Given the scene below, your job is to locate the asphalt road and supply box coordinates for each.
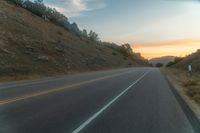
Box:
[0,68,196,133]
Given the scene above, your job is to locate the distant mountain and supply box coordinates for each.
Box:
[149,56,175,66]
[173,49,200,72]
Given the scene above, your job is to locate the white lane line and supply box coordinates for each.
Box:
[72,71,149,133]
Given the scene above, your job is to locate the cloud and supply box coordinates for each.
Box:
[45,0,106,17]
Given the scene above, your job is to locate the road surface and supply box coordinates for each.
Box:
[0,68,196,133]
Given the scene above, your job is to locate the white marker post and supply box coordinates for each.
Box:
[188,65,192,76]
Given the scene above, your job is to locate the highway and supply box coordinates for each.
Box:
[0,68,196,133]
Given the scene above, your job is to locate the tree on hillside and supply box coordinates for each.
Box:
[82,29,88,37]
[70,23,80,33]
[122,44,133,55]
[88,30,99,41]
[35,0,43,3]
[9,0,100,42]
[23,0,46,17]
[166,57,183,67]
[22,0,71,29]
[33,0,46,17]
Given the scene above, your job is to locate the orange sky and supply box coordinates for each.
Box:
[132,38,200,60]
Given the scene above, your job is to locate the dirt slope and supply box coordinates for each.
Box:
[0,0,148,81]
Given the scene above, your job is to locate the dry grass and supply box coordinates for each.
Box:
[167,68,200,105]
[173,49,200,73]
[0,0,148,82]
[183,80,199,87]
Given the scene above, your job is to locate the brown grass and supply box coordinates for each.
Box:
[167,68,200,105]
[183,80,199,87]
[0,0,148,82]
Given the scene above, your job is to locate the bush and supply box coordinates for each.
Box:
[156,63,163,67]
[88,30,99,41]
[112,52,117,56]
[166,57,183,67]
[57,31,63,35]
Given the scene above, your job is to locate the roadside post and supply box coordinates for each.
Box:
[188,64,192,76]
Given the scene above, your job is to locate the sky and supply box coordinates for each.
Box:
[134,38,200,59]
[43,0,200,59]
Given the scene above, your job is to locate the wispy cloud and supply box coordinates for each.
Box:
[45,0,106,17]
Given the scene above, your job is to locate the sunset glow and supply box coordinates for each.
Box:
[133,38,200,60]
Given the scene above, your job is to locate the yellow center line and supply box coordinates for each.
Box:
[0,71,133,105]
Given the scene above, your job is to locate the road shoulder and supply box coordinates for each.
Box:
[164,68,200,119]
[162,68,200,133]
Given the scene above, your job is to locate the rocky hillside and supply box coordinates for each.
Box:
[0,0,148,81]
[173,49,200,72]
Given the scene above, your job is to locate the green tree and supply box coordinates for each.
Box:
[88,30,99,41]
[9,0,98,40]
[122,44,133,55]
[166,57,183,67]
[82,29,88,37]
[34,0,43,3]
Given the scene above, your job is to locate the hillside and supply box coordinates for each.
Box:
[173,49,200,72]
[167,50,200,108]
[149,56,175,66]
[0,0,148,81]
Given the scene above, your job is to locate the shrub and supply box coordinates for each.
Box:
[112,52,117,56]
[166,57,183,67]
[156,63,163,67]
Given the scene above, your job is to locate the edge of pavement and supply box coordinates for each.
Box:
[161,68,200,133]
